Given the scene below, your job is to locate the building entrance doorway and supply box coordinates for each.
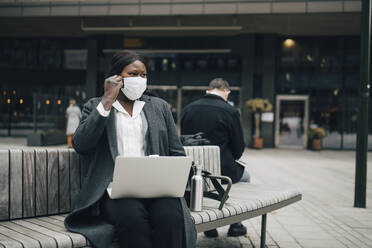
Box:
[275,95,309,148]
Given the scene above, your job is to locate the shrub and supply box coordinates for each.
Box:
[245,98,272,113]
[308,127,327,139]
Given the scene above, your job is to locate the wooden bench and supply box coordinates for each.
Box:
[0,146,302,248]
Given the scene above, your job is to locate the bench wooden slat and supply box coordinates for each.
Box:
[246,201,259,211]
[37,217,65,228]
[1,221,56,248]
[10,150,23,219]
[47,150,59,215]
[183,147,192,159]
[212,147,219,176]
[230,203,243,215]
[203,209,217,222]
[202,147,210,172]
[35,150,47,217]
[49,216,65,222]
[42,216,90,247]
[198,211,210,223]
[40,217,90,245]
[59,150,71,213]
[0,150,9,220]
[202,147,210,173]
[192,147,207,191]
[195,147,212,191]
[236,200,249,213]
[247,197,264,209]
[225,205,238,217]
[213,147,219,176]
[69,150,80,209]
[23,150,36,218]
[205,207,223,219]
[205,147,212,174]
[192,146,200,166]
[27,218,87,248]
[12,220,72,248]
[190,212,203,225]
[221,207,230,218]
[0,233,23,248]
[0,225,41,248]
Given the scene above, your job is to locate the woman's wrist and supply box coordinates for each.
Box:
[101,97,114,111]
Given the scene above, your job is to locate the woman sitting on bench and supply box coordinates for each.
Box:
[64,50,197,248]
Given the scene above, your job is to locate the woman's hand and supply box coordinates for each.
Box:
[101,75,124,110]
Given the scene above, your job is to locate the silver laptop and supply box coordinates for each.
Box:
[107,156,192,199]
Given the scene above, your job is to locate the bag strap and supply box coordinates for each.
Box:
[201,170,232,210]
[202,170,225,200]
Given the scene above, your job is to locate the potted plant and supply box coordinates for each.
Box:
[27,129,66,146]
[27,130,46,146]
[245,98,272,149]
[307,127,327,150]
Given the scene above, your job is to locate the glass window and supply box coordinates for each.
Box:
[183,59,194,71]
[196,58,208,71]
[342,96,358,149]
[276,35,372,150]
[310,90,342,149]
[64,50,87,70]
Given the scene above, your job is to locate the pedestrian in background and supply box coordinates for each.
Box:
[181,78,249,238]
[65,99,81,148]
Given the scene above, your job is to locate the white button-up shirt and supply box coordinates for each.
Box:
[96,100,146,156]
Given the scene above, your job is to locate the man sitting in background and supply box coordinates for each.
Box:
[181,78,250,237]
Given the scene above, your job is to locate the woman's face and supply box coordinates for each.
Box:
[120,60,147,79]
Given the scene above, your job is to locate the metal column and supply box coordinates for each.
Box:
[354,0,371,208]
[260,214,267,248]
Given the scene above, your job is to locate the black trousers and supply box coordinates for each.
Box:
[100,193,184,248]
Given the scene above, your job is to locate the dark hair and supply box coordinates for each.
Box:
[208,78,230,91]
[106,50,146,77]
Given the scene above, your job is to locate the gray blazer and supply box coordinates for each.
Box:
[64,95,197,248]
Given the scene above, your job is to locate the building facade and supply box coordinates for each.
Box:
[0,0,370,150]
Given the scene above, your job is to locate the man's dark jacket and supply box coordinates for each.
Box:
[181,94,245,183]
[64,95,197,248]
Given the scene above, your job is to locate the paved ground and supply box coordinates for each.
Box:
[1,137,371,247]
[197,149,372,248]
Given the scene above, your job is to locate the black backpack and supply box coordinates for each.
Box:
[180,132,211,146]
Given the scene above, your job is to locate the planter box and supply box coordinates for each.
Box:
[27,130,66,146]
[27,133,44,146]
[252,137,264,149]
[311,139,322,151]
[43,130,66,146]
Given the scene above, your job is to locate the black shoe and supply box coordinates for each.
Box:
[227,223,247,237]
[204,229,218,238]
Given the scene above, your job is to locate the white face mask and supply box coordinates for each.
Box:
[121,77,147,100]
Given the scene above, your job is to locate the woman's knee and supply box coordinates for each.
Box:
[151,199,183,228]
[102,197,147,226]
